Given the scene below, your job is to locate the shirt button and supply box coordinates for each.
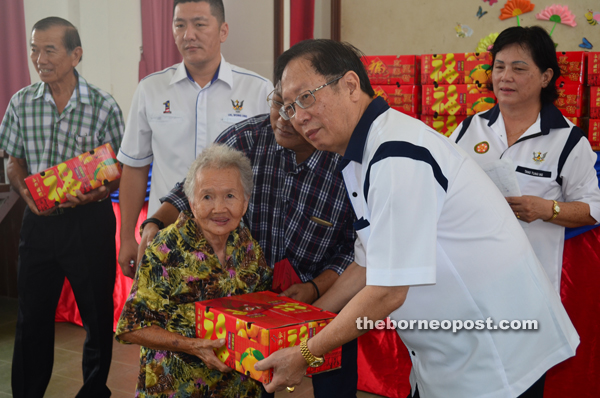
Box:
[352,192,358,197]
[411,351,416,356]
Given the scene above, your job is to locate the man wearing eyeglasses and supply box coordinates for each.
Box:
[256,40,579,398]
[136,81,359,397]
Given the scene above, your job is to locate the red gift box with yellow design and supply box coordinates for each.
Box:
[588,53,600,86]
[195,291,341,383]
[590,86,600,119]
[421,53,466,85]
[556,51,587,86]
[363,55,421,85]
[373,84,421,115]
[554,84,587,117]
[420,114,467,137]
[464,52,493,85]
[422,84,496,116]
[24,143,121,212]
[421,52,492,85]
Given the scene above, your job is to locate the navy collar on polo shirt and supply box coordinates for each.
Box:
[480,102,569,135]
[340,96,389,169]
[185,63,221,84]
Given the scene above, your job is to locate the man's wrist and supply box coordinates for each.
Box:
[140,217,165,236]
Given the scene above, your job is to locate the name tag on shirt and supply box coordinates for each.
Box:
[223,114,248,124]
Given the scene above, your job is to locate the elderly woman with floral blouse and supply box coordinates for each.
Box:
[116,144,272,398]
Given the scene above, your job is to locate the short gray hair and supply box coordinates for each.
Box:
[183,144,253,205]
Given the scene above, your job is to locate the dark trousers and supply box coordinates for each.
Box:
[260,338,358,398]
[11,201,116,398]
[409,373,546,398]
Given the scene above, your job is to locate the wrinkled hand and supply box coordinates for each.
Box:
[255,346,307,393]
[60,186,109,208]
[280,282,317,304]
[190,338,233,373]
[137,223,159,265]
[118,238,139,279]
[20,188,56,216]
[506,195,553,223]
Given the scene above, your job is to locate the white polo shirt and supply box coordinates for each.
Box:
[450,104,600,292]
[117,56,273,213]
[341,97,578,398]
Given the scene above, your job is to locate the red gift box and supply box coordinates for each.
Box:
[420,114,467,137]
[590,86,600,119]
[421,53,466,85]
[554,83,587,117]
[422,84,496,116]
[363,55,421,85]
[195,291,341,383]
[556,51,587,86]
[588,52,600,86]
[373,84,421,115]
[24,143,121,212]
[589,119,600,149]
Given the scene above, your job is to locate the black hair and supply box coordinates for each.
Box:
[173,0,225,24]
[490,26,560,104]
[274,39,375,97]
[32,16,82,62]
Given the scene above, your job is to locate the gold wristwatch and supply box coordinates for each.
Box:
[300,339,325,367]
[545,200,560,222]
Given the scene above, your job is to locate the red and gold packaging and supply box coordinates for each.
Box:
[464,52,493,85]
[195,291,341,383]
[24,143,121,212]
[422,84,496,116]
[588,119,600,150]
[590,86,600,119]
[554,84,587,117]
[420,114,467,137]
[588,53,600,86]
[363,55,421,85]
[421,53,466,85]
[373,85,421,115]
[556,52,587,86]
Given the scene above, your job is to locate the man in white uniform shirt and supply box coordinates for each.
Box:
[118,0,272,277]
[256,39,579,398]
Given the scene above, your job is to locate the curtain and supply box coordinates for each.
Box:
[138,0,182,80]
[0,0,30,113]
[290,0,315,47]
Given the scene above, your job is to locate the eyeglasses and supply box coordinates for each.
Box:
[266,90,284,109]
[278,75,343,121]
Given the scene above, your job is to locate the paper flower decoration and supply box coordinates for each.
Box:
[484,0,498,6]
[476,32,500,53]
[536,5,576,27]
[499,0,535,26]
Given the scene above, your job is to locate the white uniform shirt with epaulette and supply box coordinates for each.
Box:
[117,55,273,213]
[341,97,578,398]
[450,103,600,292]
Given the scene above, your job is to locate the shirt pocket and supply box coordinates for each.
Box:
[515,165,555,194]
[74,132,101,153]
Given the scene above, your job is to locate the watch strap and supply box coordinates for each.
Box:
[140,217,165,235]
[300,339,324,367]
[545,200,559,222]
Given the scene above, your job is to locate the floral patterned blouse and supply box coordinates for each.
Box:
[116,211,272,398]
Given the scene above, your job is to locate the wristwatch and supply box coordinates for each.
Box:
[545,200,560,222]
[139,217,165,235]
[300,339,325,367]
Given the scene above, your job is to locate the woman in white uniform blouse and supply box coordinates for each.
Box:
[451,26,600,291]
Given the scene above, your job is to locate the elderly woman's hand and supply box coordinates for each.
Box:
[188,338,233,373]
